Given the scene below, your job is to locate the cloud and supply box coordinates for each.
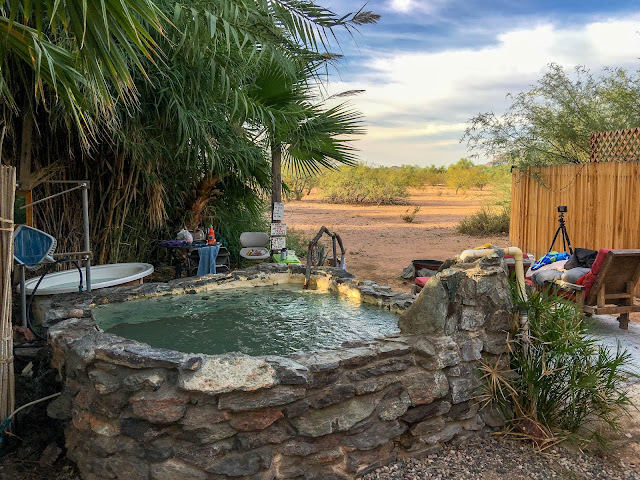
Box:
[328,14,640,167]
[387,0,449,15]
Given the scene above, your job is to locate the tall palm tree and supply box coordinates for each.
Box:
[248,59,366,214]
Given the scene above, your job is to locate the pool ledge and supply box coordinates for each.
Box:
[45,260,513,480]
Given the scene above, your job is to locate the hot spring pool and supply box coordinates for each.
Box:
[93,284,400,356]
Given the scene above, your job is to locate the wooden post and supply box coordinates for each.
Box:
[0,165,16,423]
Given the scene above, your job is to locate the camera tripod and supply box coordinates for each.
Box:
[548,210,573,254]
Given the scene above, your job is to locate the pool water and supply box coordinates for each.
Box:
[93,284,400,356]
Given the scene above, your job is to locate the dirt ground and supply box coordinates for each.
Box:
[287,185,508,292]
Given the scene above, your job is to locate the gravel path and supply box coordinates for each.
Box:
[363,435,639,480]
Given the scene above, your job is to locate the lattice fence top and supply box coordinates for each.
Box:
[590,128,640,162]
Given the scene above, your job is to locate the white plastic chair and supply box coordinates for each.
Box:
[239,232,270,260]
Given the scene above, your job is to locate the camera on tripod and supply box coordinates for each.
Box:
[549,206,573,254]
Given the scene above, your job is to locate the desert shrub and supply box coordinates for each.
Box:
[481,285,637,447]
[284,227,309,259]
[318,165,409,205]
[401,206,420,223]
[457,206,510,235]
[283,169,317,201]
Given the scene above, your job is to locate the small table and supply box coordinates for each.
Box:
[158,241,230,278]
[272,251,301,264]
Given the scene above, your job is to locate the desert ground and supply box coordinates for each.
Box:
[287,185,508,291]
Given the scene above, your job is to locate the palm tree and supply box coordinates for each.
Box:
[249,58,367,218]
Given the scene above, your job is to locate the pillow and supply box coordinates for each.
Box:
[561,267,591,284]
[531,269,563,287]
[576,249,611,298]
[564,248,598,270]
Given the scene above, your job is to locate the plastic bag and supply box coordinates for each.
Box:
[177,228,193,243]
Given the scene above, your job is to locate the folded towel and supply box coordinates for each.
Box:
[197,245,220,276]
[531,251,570,271]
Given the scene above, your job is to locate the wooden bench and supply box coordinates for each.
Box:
[554,249,640,330]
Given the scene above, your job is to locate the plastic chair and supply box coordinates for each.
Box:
[13,225,57,270]
[239,232,270,260]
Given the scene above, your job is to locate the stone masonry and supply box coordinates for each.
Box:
[45,257,512,479]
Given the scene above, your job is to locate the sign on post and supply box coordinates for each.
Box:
[271,223,286,236]
[272,202,284,221]
[270,236,286,250]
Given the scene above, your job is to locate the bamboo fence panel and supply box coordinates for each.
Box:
[0,165,15,423]
[510,162,640,260]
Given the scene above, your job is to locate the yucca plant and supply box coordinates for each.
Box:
[480,282,638,448]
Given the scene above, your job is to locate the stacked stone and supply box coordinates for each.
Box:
[46,258,512,480]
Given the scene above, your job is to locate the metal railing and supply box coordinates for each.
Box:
[304,226,345,288]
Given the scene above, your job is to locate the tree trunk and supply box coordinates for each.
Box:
[271,142,282,216]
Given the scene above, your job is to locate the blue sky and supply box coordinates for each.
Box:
[320,0,640,166]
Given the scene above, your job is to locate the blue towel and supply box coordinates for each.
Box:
[197,245,220,276]
[531,251,571,271]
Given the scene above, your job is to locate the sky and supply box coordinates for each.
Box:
[319,0,640,167]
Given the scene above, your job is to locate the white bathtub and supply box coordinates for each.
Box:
[24,263,154,295]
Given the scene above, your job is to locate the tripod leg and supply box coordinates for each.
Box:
[549,226,562,252]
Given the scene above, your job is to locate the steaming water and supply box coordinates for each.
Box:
[93,284,400,356]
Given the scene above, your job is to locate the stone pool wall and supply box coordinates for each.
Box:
[45,259,512,480]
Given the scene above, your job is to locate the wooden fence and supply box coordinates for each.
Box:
[510,162,640,259]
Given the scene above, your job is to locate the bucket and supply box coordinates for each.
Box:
[412,259,444,276]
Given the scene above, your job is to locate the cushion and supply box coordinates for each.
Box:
[564,248,598,270]
[576,248,611,299]
[525,260,567,278]
[531,269,563,287]
[239,232,269,248]
[415,277,431,287]
[561,267,591,284]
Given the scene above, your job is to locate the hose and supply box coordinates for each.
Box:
[25,258,84,340]
[0,392,62,447]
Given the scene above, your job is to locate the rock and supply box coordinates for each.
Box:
[378,390,412,421]
[480,405,507,427]
[178,354,277,394]
[403,371,449,406]
[229,409,283,431]
[263,356,308,385]
[307,384,355,409]
[181,404,229,428]
[456,332,483,362]
[416,268,433,277]
[292,391,383,437]
[342,420,407,450]
[151,458,207,480]
[218,385,306,412]
[107,454,149,480]
[449,377,480,404]
[398,275,450,335]
[410,415,445,437]
[235,420,295,450]
[424,424,462,445]
[129,384,189,423]
[123,369,167,391]
[401,264,415,279]
[88,369,120,394]
[345,358,413,381]
[401,400,452,423]
[206,448,272,476]
[180,423,236,444]
[173,440,234,469]
[39,442,62,467]
[459,308,486,331]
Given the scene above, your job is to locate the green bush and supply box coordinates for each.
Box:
[457,206,510,235]
[318,165,409,205]
[481,285,637,447]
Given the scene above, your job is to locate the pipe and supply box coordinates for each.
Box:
[81,183,92,292]
[459,246,527,301]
